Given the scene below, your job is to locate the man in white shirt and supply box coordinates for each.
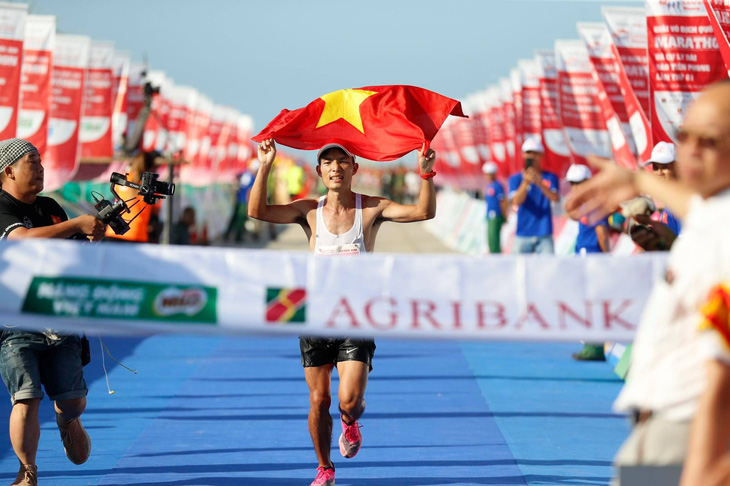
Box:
[566,80,730,485]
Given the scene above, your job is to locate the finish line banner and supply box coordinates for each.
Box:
[0,240,668,342]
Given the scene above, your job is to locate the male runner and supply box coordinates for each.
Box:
[248,138,436,486]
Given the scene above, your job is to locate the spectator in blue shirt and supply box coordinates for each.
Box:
[566,164,610,255]
[566,164,610,362]
[483,161,506,254]
[508,137,560,254]
[630,142,682,251]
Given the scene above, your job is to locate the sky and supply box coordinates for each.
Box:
[27,0,643,164]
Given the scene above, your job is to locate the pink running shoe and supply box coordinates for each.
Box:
[338,416,362,458]
[310,466,335,486]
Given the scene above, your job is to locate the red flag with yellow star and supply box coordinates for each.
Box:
[252,85,466,161]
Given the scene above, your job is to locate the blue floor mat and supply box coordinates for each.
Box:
[0,336,628,485]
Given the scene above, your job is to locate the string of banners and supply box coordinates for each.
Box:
[0,239,667,342]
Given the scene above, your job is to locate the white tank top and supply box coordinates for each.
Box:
[314,193,367,255]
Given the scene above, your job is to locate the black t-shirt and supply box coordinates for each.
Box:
[0,190,68,240]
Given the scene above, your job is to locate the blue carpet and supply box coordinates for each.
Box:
[0,336,628,485]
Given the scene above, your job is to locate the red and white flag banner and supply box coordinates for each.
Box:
[603,6,653,163]
[510,68,524,171]
[45,34,89,191]
[500,78,517,175]
[555,40,613,170]
[486,86,508,176]
[214,106,236,177]
[0,3,27,141]
[18,14,54,157]
[165,84,190,156]
[646,0,726,144]
[703,0,730,72]
[469,92,491,166]
[236,114,254,170]
[142,70,169,153]
[577,22,638,168]
[453,102,482,169]
[181,93,213,186]
[79,40,114,159]
[125,62,145,139]
[431,117,462,188]
[207,104,226,179]
[196,95,213,168]
[111,51,130,152]
[535,50,571,176]
[518,59,543,140]
[181,87,200,164]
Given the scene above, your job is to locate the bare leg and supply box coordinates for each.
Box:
[9,398,41,465]
[336,361,369,423]
[54,397,86,423]
[305,365,334,468]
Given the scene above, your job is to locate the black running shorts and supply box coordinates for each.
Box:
[299,337,376,371]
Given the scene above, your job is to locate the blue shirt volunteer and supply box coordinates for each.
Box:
[576,216,608,254]
[485,180,505,219]
[508,171,559,237]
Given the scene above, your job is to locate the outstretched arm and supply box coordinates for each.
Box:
[380,144,437,222]
[565,156,696,224]
[248,139,309,224]
[6,215,106,241]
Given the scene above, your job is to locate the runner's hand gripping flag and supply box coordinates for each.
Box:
[252,85,466,161]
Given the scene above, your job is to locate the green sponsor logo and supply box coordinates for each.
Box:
[22,277,217,324]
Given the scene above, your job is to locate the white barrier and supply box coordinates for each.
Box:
[0,239,666,342]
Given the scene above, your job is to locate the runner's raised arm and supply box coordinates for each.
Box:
[248,139,311,224]
[378,143,437,223]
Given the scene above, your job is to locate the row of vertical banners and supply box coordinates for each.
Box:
[0,3,255,192]
[433,0,730,191]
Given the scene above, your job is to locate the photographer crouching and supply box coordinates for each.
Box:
[0,138,106,486]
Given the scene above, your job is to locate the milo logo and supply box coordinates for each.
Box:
[154,287,208,317]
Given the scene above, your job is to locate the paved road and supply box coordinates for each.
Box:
[263,220,455,254]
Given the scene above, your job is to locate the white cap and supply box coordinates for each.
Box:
[644,141,676,166]
[565,164,592,183]
[521,137,544,154]
[316,143,355,161]
[482,161,498,174]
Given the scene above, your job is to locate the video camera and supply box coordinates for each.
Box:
[93,172,175,235]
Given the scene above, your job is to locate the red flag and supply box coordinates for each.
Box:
[252,85,466,161]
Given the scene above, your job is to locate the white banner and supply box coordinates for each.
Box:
[0,239,667,342]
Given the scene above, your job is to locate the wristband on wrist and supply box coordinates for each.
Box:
[420,171,436,180]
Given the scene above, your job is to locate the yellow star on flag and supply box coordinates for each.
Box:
[316,88,378,134]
